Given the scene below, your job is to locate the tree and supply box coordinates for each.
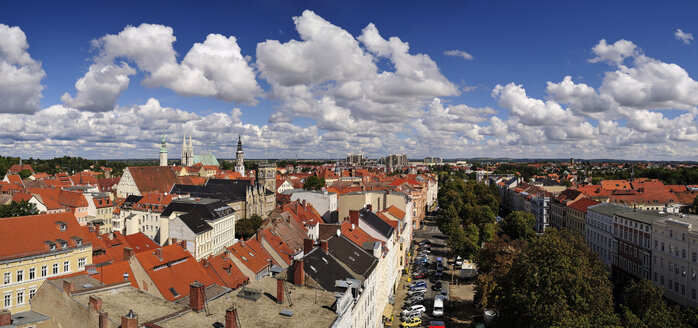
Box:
[0,201,38,218]
[491,229,619,327]
[475,235,523,310]
[500,211,536,240]
[619,279,688,328]
[18,169,32,179]
[448,223,479,259]
[303,176,326,190]
[235,214,264,239]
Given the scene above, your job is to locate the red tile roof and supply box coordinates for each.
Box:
[31,172,49,180]
[57,190,89,208]
[0,212,91,261]
[29,188,63,210]
[601,180,631,191]
[567,198,601,213]
[134,243,215,302]
[97,177,120,192]
[340,221,379,249]
[227,239,274,274]
[375,212,398,229]
[201,253,249,289]
[127,166,180,195]
[384,205,405,220]
[5,174,22,185]
[282,201,323,227]
[8,164,34,174]
[133,192,174,213]
[70,172,99,186]
[260,228,293,266]
[123,233,159,253]
[12,192,32,202]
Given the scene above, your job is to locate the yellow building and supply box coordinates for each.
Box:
[0,212,93,314]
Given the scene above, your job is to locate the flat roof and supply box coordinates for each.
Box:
[655,214,698,231]
[616,210,672,224]
[158,276,338,328]
[9,310,50,326]
[588,203,632,217]
[73,285,186,324]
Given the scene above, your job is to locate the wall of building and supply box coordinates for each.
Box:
[31,280,113,328]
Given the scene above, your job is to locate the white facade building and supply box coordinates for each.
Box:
[652,214,698,307]
[586,203,630,271]
[289,190,338,222]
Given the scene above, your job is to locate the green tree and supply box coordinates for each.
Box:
[448,223,479,259]
[18,169,32,179]
[303,176,326,190]
[235,214,264,239]
[0,201,38,218]
[475,235,523,310]
[500,211,536,240]
[491,229,619,328]
[620,279,688,328]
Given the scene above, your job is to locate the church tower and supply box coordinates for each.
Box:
[187,135,195,166]
[235,135,245,177]
[257,163,276,192]
[159,134,168,166]
[181,134,187,166]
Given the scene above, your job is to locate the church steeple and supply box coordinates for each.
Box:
[235,135,245,177]
[159,133,167,166]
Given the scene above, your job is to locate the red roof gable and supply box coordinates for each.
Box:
[0,212,91,261]
[567,198,601,213]
[12,192,32,202]
[123,233,159,253]
[227,239,274,274]
[260,228,293,266]
[201,253,248,289]
[8,164,34,174]
[5,174,22,185]
[135,243,215,302]
[340,221,379,248]
[127,166,180,195]
[57,190,89,208]
[133,192,174,213]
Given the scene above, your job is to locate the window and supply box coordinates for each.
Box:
[693,252,697,262]
[661,242,665,251]
[78,258,86,270]
[52,263,58,275]
[682,285,686,295]
[16,270,23,282]
[683,250,687,259]
[655,240,658,249]
[41,266,47,277]
[16,290,23,305]
[63,261,69,272]
[29,268,35,280]
[169,287,179,297]
[29,288,35,301]
[4,293,10,307]
[3,272,9,285]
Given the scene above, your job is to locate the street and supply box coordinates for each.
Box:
[390,215,477,327]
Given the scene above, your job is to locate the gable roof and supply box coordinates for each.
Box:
[359,208,395,239]
[260,228,294,266]
[200,252,248,289]
[57,190,89,208]
[339,221,380,251]
[0,212,91,261]
[302,248,360,293]
[327,235,378,279]
[8,164,34,174]
[567,198,601,213]
[127,166,180,195]
[384,205,406,220]
[134,243,215,302]
[227,239,274,274]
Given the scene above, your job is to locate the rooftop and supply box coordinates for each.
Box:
[616,210,673,224]
[587,202,632,217]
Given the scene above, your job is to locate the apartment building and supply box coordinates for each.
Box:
[614,210,671,281]
[651,214,698,307]
[0,212,92,314]
[586,203,630,271]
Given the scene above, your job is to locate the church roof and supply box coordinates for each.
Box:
[193,154,220,166]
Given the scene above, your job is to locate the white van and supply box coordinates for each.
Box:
[433,295,445,317]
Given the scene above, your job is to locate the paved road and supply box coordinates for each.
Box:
[391,215,454,327]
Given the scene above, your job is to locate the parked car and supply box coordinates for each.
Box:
[432,281,443,291]
[402,304,426,315]
[415,258,429,264]
[401,317,422,327]
[420,249,431,255]
[419,240,432,246]
[413,272,427,279]
[401,311,422,322]
[409,281,427,288]
[404,295,424,304]
[433,295,445,317]
[408,286,427,294]
[406,299,425,307]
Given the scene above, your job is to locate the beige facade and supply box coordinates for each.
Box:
[337,191,409,222]
[1,246,92,314]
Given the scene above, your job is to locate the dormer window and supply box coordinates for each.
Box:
[62,242,68,248]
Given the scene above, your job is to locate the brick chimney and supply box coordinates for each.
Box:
[256,228,262,243]
[349,210,359,227]
[0,310,11,326]
[63,280,74,295]
[293,259,305,286]
[276,279,284,304]
[189,281,206,312]
[121,310,138,328]
[155,248,163,261]
[98,312,109,328]
[171,238,178,245]
[367,204,372,212]
[320,240,328,253]
[303,238,314,255]
[89,296,103,312]
[225,307,238,328]
[123,247,134,261]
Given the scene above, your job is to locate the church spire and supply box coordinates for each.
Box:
[159,133,167,166]
[235,134,245,177]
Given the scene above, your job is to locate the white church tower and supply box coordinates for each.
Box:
[180,134,195,166]
[159,134,167,166]
[235,135,245,176]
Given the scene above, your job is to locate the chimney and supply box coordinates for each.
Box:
[202,258,209,268]
[349,210,359,227]
[171,238,178,245]
[303,238,314,255]
[155,248,163,261]
[225,307,238,328]
[189,281,206,312]
[367,204,372,212]
[276,279,284,304]
[123,247,134,261]
[63,280,74,295]
[0,310,10,326]
[89,296,103,312]
[320,240,328,253]
[121,310,138,328]
[256,228,262,243]
[98,312,109,328]
[293,259,305,286]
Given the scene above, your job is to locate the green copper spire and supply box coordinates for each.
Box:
[160,133,167,153]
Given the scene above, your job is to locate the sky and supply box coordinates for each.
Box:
[1,0,697,161]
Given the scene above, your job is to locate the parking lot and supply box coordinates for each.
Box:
[390,216,477,327]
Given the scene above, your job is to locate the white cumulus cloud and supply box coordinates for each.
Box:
[675,29,694,44]
[443,49,474,60]
[0,24,45,114]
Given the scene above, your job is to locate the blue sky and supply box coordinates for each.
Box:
[1,1,697,160]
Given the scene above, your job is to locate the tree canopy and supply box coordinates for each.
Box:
[0,201,38,218]
[235,214,264,240]
[303,176,326,190]
[500,211,536,240]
